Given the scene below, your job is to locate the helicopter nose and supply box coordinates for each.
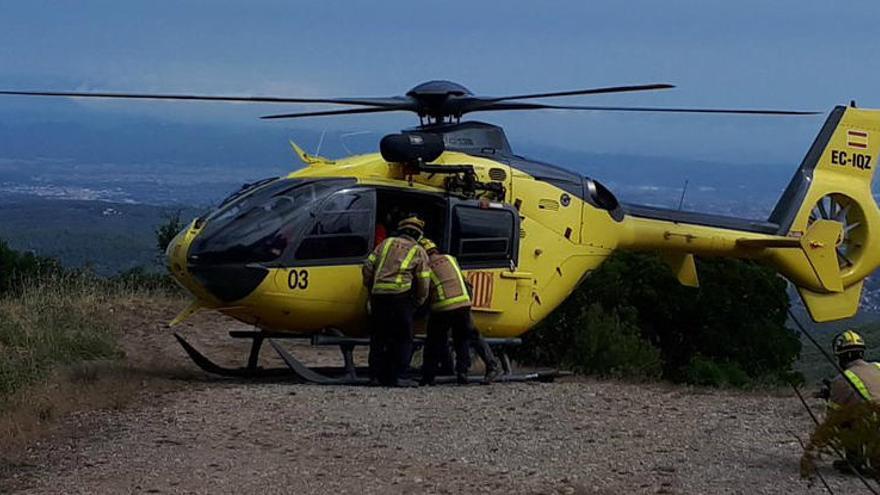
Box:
[185,258,269,303]
[164,223,269,304]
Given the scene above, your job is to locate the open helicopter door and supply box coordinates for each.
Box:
[445,197,525,337]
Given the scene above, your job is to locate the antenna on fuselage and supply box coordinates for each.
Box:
[677,179,689,210]
[315,128,327,156]
[340,130,372,155]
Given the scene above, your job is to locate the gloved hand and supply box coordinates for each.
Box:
[813,378,831,399]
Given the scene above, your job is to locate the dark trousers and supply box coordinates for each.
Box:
[369,294,415,385]
[470,328,498,372]
[422,307,499,381]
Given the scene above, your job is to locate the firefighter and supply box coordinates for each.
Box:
[418,237,500,385]
[826,330,880,474]
[828,330,880,409]
[362,215,431,387]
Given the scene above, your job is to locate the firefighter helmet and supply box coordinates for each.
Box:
[833,330,866,356]
[397,215,425,235]
[419,237,438,253]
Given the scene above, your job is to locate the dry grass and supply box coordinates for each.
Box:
[1,363,145,459]
[0,274,192,461]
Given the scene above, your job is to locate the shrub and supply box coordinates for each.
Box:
[801,401,880,481]
[518,252,802,386]
[154,209,185,262]
[0,239,62,296]
[684,355,749,388]
[564,304,663,379]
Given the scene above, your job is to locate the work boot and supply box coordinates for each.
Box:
[484,363,501,384]
[832,459,875,477]
[392,378,419,388]
[456,372,469,385]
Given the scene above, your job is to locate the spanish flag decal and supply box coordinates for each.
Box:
[847,129,869,150]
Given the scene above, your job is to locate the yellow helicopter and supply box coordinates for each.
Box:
[3,81,879,384]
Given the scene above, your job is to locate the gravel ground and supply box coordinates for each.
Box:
[2,375,870,494]
[0,302,872,494]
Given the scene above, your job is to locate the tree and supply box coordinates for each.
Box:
[154,209,185,262]
[518,252,801,385]
[0,239,62,295]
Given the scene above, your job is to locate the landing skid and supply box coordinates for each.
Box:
[173,331,565,385]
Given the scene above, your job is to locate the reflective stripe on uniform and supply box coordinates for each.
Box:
[844,369,873,401]
[374,281,412,292]
[429,255,472,311]
[431,294,471,311]
[391,244,421,287]
[430,271,447,301]
[373,240,394,282]
[448,255,471,302]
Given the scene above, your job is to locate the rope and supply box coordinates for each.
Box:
[787,309,880,494]
[789,430,835,494]
[788,309,867,399]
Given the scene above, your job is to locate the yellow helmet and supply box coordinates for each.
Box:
[833,330,866,356]
[419,237,438,253]
[397,215,425,235]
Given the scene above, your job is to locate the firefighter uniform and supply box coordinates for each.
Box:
[829,359,880,408]
[825,330,880,475]
[419,238,499,385]
[362,216,430,386]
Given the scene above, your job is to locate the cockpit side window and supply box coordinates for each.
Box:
[449,204,519,269]
[189,178,354,266]
[293,188,375,263]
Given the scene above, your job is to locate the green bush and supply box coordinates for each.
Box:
[684,355,749,388]
[564,304,663,379]
[154,209,185,262]
[518,252,802,386]
[0,239,62,296]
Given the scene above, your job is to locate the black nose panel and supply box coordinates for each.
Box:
[188,264,268,303]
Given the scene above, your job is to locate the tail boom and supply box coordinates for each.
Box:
[615,105,880,322]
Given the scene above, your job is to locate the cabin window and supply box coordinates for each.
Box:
[294,189,374,261]
[450,205,517,268]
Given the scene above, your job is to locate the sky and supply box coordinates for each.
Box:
[1,0,880,164]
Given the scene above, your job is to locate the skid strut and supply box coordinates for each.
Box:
[173,331,565,385]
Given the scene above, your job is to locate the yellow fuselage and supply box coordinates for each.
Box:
[167,106,880,334]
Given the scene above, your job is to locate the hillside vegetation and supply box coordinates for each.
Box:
[518,252,803,387]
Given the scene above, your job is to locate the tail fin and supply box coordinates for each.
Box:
[769,105,880,321]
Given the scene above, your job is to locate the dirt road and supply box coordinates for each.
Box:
[0,303,870,494]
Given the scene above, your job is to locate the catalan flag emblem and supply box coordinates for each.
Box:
[847,129,869,150]
[466,272,494,308]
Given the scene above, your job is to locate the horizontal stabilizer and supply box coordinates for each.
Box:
[798,281,864,322]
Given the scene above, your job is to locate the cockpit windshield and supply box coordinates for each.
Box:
[189,178,355,265]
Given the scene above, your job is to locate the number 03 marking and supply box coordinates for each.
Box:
[288,269,309,290]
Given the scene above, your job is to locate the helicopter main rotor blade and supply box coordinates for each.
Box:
[469,102,819,115]
[483,83,675,102]
[260,106,411,119]
[0,89,409,108]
